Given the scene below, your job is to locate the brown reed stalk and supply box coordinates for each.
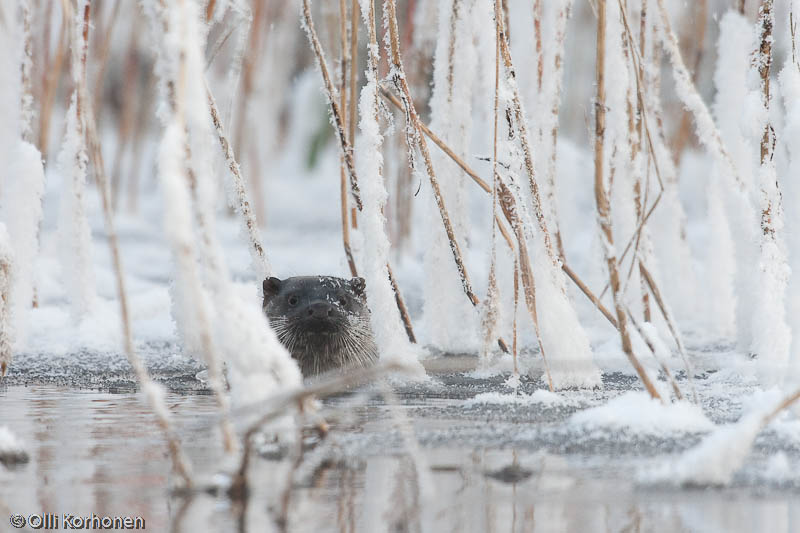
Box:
[301,0,363,211]
[639,263,696,400]
[208,87,272,279]
[625,307,683,399]
[338,0,358,278]
[20,0,34,143]
[0,248,11,377]
[758,0,773,169]
[655,0,745,193]
[383,0,478,306]
[497,180,554,391]
[348,0,358,149]
[39,1,69,158]
[446,0,461,102]
[387,263,416,343]
[91,0,121,120]
[382,71,678,392]
[378,85,598,316]
[512,255,519,374]
[597,0,667,299]
[670,0,707,164]
[544,0,573,260]
[361,0,415,345]
[76,0,194,485]
[594,0,661,401]
[533,0,543,91]
[496,7,557,264]
[111,22,140,210]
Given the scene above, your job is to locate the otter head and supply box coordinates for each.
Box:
[262,276,376,375]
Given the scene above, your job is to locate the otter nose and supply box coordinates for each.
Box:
[308,301,333,318]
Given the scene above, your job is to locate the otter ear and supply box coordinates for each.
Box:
[350,277,366,297]
[263,277,282,300]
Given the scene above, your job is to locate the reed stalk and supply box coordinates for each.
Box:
[39,2,68,159]
[594,0,661,401]
[383,0,479,307]
[78,0,195,486]
[301,0,363,211]
[208,86,272,281]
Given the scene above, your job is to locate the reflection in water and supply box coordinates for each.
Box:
[2,385,800,532]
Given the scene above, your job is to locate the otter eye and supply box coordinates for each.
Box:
[336,292,349,307]
[288,295,298,306]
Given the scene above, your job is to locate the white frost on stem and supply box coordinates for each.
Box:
[422,0,480,351]
[354,5,422,371]
[0,225,13,375]
[57,0,96,321]
[0,4,45,348]
[779,27,800,384]
[148,0,302,415]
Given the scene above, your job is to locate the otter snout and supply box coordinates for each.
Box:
[307,301,334,319]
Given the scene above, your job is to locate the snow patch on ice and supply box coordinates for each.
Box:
[570,391,713,436]
[466,389,568,407]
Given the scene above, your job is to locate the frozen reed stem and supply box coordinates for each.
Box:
[20,0,34,143]
[301,0,362,211]
[542,0,574,259]
[388,263,417,343]
[76,0,194,486]
[207,87,271,281]
[337,0,358,278]
[383,0,479,307]
[39,2,69,159]
[379,86,611,328]
[626,308,683,400]
[655,0,745,194]
[594,0,660,401]
[0,230,12,377]
[358,0,417,347]
[495,3,556,263]
[497,181,554,391]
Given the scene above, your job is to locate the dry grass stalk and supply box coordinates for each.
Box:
[38,2,68,158]
[359,0,416,345]
[111,20,141,209]
[512,255,520,374]
[338,0,358,278]
[348,0,358,148]
[543,0,573,259]
[91,0,121,120]
[383,0,479,306]
[594,0,661,401]
[388,263,417,343]
[301,0,363,211]
[149,0,243,456]
[20,0,35,143]
[0,242,12,377]
[758,0,773,169]
[379,85,610,326]
[639,262,696,400]
[655,0,746,194]
[625,307,683,400]
[378,86,515,251]
[77,0,194,486]
[208,87,271,280]
[598,0,667,300]
[497,179,554,390]
[670,0,707,164]
[495,6,557,264]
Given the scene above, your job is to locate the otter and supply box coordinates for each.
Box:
[262,276,378,376]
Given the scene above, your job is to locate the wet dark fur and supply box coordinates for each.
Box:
[262,276,378,376]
